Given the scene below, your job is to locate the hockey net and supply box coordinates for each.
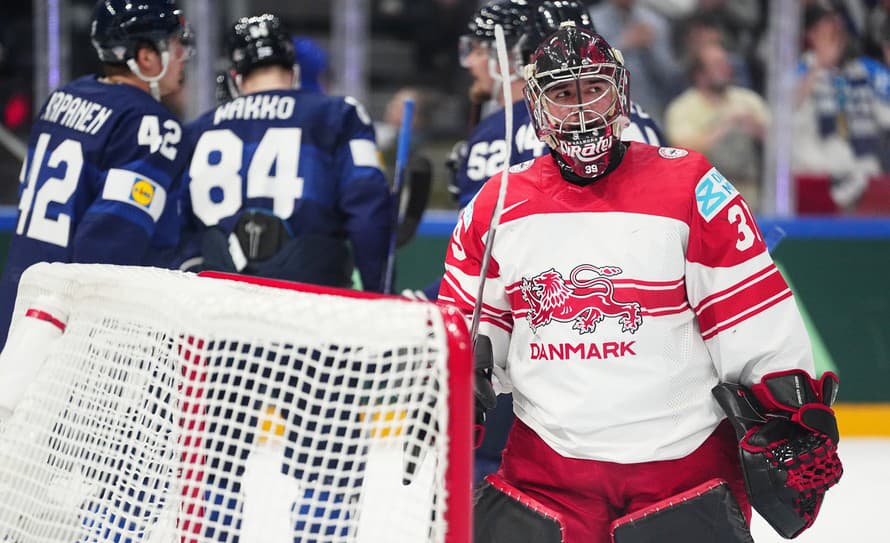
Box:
[0,263,472,543]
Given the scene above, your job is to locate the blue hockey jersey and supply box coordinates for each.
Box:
[0,75,188,348]
[450,99,667,208]
[179,89,391,292]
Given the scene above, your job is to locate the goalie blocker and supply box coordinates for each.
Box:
[713,370,843,538]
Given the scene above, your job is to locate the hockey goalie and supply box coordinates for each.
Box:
[437,17,844,543]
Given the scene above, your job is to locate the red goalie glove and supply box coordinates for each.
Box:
[713,370,843,539]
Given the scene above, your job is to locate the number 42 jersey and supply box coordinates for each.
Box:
[0,75,189,348]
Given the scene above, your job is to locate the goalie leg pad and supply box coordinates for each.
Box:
[473,474,564,543]
[610,479,753,543]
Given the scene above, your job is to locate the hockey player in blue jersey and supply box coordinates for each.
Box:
[179,14,391,292]
[448,0,667,212]
[0,0,193,349]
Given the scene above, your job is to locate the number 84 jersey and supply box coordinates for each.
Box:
[178,89,390,291]
[0,75,188,348]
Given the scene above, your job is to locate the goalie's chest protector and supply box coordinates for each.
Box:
[474,143,779,462]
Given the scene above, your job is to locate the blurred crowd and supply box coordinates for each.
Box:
[1,0,889,213]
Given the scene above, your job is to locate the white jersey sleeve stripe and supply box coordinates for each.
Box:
[693,264,778,314]
[349,139,382,169]
[701,288,793,340]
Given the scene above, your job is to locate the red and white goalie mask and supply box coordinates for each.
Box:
[524,21,630,179]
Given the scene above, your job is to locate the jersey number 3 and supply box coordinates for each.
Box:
[728,202,759,251]
[189,128,304,226]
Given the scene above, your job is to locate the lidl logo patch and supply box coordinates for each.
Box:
[695,168,737,222]
[130,179,155,207]
[103,168,166,221]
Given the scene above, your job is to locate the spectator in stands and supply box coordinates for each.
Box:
[694,0,761,55]
[178,14,392,292]
[665,42,769,210]
[792,4,889,209]
[589,0,682,124]
[675,12,754,89]
[376,86,431,159]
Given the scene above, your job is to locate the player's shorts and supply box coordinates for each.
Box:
[495,419,750,543]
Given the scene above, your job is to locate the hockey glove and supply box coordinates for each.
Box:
[713,370,842,538]
[473,335,497,448]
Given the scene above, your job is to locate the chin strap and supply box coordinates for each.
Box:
[554,141,627,186]
[127,49,171,102]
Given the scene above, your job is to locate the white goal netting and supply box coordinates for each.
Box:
[0,263,471,543]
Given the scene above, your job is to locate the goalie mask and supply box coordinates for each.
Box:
[524,21,629,179]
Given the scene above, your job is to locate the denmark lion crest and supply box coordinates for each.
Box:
[519,264,643,335]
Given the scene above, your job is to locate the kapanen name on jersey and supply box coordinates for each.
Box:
[214,95,296,125]
[41,91,113,135]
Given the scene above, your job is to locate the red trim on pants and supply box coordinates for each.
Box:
[496,419,750,543]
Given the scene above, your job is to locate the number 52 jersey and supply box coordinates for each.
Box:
[0,75,189,348]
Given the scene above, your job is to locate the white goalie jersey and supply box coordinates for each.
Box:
[438,143,816,464]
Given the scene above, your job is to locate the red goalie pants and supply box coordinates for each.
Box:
[495,419,751,543]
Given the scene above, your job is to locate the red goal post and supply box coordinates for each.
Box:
[0,263,472,543]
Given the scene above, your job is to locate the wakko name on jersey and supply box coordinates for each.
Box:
[41,91,113,135]
[530,341,637,361]
[214,94,296,124]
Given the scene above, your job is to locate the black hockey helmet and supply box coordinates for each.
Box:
[520,1,594,63]
[465,0,534,46]
[459,0,535,69]
[91,0,191,64]
[227,13,295,78]
[524,21,629,179]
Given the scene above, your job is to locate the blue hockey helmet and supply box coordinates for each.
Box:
[227,14,296,78]
[91,0,191,64]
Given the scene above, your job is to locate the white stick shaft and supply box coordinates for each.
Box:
[469,24,513,342]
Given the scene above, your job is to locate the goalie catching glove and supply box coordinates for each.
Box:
[713,370,842,539]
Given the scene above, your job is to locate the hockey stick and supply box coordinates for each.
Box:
[0,122,26,161]
[382,98,415,294]
[469,24,513,342]
[395,155,432,249]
